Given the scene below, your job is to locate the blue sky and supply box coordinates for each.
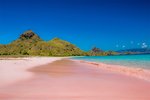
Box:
[0,0,149,51]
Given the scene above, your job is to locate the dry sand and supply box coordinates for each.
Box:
[0,57,63,87]
[0,58,150,100]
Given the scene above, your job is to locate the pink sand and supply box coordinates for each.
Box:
[0,59,150,100]
[0,57,63,87]
[75,60,150,81]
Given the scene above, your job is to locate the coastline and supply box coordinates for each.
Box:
[0,59,150,100]
[0,57,65,87]
[70,59,150,81]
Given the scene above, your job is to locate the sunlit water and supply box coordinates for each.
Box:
[72,54,150,69]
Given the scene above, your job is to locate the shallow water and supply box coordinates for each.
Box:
[72,54,150,69]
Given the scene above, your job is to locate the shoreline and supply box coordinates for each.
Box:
[0,57,66,87]
[1,59,150,100]
[70,59,150,81]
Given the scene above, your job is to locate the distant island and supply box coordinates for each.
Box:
[117,48,150,55]
[0,30,117,56]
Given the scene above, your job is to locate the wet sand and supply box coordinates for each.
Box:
[76,60,150,81]
[0,59,150,100]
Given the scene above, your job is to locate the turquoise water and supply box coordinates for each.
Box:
[72,54,150,69]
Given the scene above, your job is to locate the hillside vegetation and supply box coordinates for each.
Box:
[0,30,117,56]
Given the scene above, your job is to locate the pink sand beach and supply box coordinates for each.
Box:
[0,58,150,100]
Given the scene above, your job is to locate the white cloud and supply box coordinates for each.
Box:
[141,42,148,48]
[142,42,146,45]
[142,45,148,48]
[122,45,125,48]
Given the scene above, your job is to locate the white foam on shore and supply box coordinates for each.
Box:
[72,59,150,82]
[0,57,64,87]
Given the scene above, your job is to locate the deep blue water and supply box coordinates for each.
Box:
[72,54,150,69]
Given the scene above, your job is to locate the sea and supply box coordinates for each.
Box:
[72,54,150,70]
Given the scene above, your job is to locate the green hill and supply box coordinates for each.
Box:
[48,38,84,56]
[0,30,85,56]
[0,30,118,56]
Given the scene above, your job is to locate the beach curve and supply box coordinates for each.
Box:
[71,59,150,81]
[0,57,65,87]
[0,59,150,100]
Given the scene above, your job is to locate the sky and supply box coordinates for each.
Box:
[0,0,149,51]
